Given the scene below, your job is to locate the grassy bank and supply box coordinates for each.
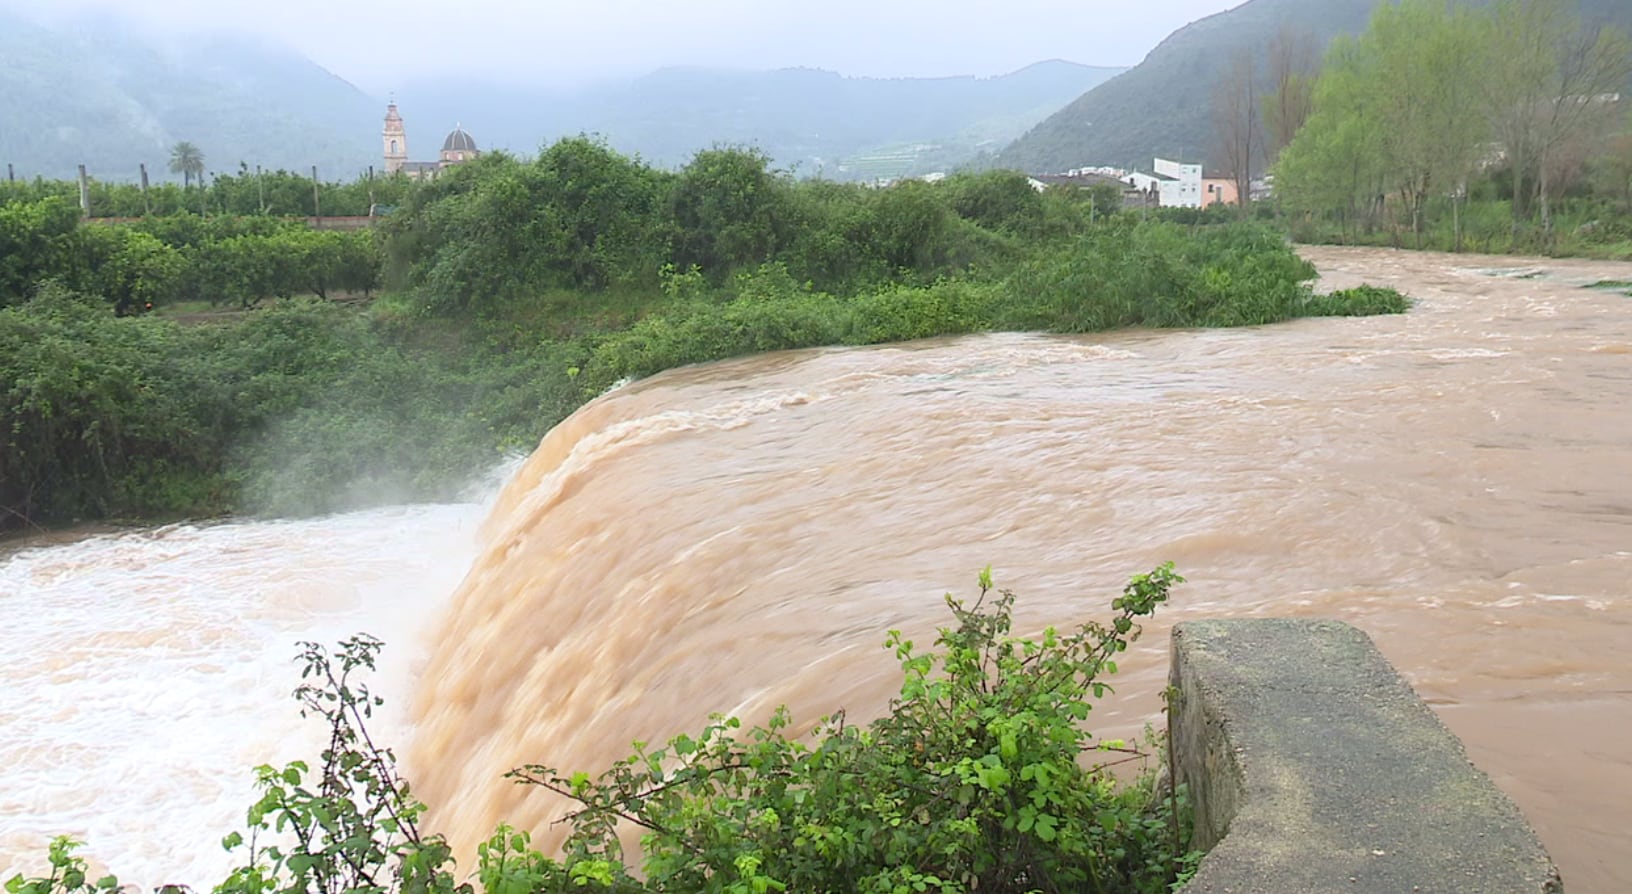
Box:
[1282,198,1632,260]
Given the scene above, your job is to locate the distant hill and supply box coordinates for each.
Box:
[2,14,1121,185]
[0,12,380,182]
[393,61,1125,179]
[996,0,1632,175]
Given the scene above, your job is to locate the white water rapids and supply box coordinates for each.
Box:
[0,505,487,888]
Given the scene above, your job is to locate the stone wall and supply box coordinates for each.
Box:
[1169,619,1562,893]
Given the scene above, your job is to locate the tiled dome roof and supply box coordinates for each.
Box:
[442,127,477,153]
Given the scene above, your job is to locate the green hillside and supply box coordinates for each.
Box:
[997,0,1632,174]
[0,13,381,182]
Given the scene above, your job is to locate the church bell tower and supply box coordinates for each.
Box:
[383,101,407,175]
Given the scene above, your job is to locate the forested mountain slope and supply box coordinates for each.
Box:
[997,0,1632,173]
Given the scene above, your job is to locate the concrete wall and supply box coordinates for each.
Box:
[1169,619,1562,893]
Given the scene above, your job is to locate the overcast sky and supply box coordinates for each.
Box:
[5,0,1242,92]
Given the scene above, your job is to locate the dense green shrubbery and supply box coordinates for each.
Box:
[1281,172,1632,261]
[0,166,415,219]
[581,221,1406,393]
[0,201,379,311]
[0,289,581,524]
[1306,285,1413,317]
[1000,221,1319,330]
[6,567,1198,894]
[0,287,230,525]
[386,145,1038,311]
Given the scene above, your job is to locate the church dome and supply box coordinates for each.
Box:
[442,127,477,153]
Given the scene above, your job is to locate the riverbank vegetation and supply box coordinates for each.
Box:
[5,566,1198,894]
[1,145,1405,532]
[1268,0,1632,257]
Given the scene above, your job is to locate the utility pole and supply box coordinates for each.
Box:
[140,163,151,216]
[77,165,90,218]
[6,163,13,183]
[256,165,266,214]
[311,165,321,218]
[367,165,375,215]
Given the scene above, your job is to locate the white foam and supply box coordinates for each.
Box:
[0,504,485,890]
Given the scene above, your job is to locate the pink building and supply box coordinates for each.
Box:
[1202,179,1239,208]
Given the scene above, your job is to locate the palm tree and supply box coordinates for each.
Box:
[168,142,205,189]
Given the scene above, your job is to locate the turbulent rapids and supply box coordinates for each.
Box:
[5,247,1632,892]
[0,505,489,887]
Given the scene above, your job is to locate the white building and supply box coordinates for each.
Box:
[1124,171,1162,193]
[1122,158,1204,208]
[1153,158,1203,208]
[1068,165,1129,179]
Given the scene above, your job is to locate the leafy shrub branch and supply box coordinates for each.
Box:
[508,563,1194,894]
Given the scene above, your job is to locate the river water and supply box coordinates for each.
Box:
[4,247,1630,892]
[0,506,489,888]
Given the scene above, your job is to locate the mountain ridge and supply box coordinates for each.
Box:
[392,60,1125,178]
[997,0,1632,174]
[0,14,1122,183]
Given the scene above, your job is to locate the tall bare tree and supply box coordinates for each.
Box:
[1212,48,1258,212]
[1482,0,1632,232]
[1262,26,1320,163]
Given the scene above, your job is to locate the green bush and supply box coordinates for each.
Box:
[0,287,233,524]
[0,292,582,527]
[1001,221,1320,331]
[1307,285,1413,316]
[943,170,1047,235]
[0,197,83,306]
[581,220,1391,397]
[846,279,1001,344]
[509,565,1194,894]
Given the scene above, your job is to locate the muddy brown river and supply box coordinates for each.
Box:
[4,247,1629,891]
[412,247,1632,892]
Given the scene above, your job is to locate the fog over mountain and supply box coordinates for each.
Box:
[0,6,1123,182]
[0,0,1235,90]
[392,61,1125,180]
[1,0,1163,182]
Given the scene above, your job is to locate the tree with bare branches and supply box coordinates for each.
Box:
[1482,0,1632,233]
[1212,48,1258,213]
[1263,26,1320,164]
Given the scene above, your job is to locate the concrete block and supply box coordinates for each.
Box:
[1170,619,1562,894]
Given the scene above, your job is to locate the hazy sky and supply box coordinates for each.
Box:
[6,0,1242,91]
